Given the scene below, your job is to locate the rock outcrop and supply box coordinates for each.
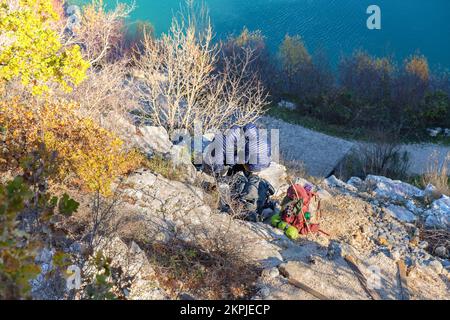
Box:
[31,125,449,301]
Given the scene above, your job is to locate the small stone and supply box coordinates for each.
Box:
[378,237,389,247]
[261,208,274,221]
[418,241,429,250]
[278,100,297,110]
[262,267,279,279]
[258,287,271,298]
[384,205,416,223]
[347,177,363,189]
[409,237,420,247]
[428,260,444,275]
[136,126,173,155]
[435,246,448,258]
[179,292,196,300]
[316,189,332,201]
[69,242,82,253]
[353,232,363,242]
[390,249,401,261]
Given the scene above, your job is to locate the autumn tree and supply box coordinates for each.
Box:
[135,3,268,133]
[278,34,312,93]
[220,28,276,92]
[0,0,89,95]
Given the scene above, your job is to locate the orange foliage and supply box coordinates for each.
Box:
[0,98,144,195]
[405,55,430,82]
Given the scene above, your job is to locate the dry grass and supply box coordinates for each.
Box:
[421,152,450,196]
[335,131,411,182]
[143,155,186,182]
[420,228,450,257]
[139,238,260,300]
[280,155,323,185]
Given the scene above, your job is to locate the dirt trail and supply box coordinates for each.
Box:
[259,116,450,177]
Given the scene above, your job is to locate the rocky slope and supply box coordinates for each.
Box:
[31,124,450,300]
[97,164,450,300]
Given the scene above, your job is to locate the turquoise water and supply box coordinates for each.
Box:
[72,0,450,69]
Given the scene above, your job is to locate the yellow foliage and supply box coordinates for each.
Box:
[0,0,89,95]
[0,98,144,196]
[234,27,265,47]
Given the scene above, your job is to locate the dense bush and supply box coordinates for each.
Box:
[0,98,143,196]
[220,28,277,92]
[216,27,450,136]
[273,44,450,136]
[278,35,312,94]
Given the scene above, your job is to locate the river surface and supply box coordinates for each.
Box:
[70,0,450,69]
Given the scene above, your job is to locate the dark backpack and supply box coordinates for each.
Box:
[232,173,275,221]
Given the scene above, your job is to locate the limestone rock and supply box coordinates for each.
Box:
[95,237,168,300]
[424,195,450,229]
[384,205,417,223]
[135,126,173,156]
[295,177,314,190]
[365,175,424,202]
[254,162,288,197]
[347,177,364,189]
[325,175,357,192]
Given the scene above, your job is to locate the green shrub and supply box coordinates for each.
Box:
[0,147,79,299]
[421,90,450,128]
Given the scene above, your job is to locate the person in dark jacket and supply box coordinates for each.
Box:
[204,124,274,221]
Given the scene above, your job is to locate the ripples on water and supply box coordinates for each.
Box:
[72,0,450,68]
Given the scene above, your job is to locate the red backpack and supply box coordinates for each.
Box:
[281,184,321,235]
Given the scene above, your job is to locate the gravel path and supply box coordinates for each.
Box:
[259,116,450,177]
[259,116,354,177]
